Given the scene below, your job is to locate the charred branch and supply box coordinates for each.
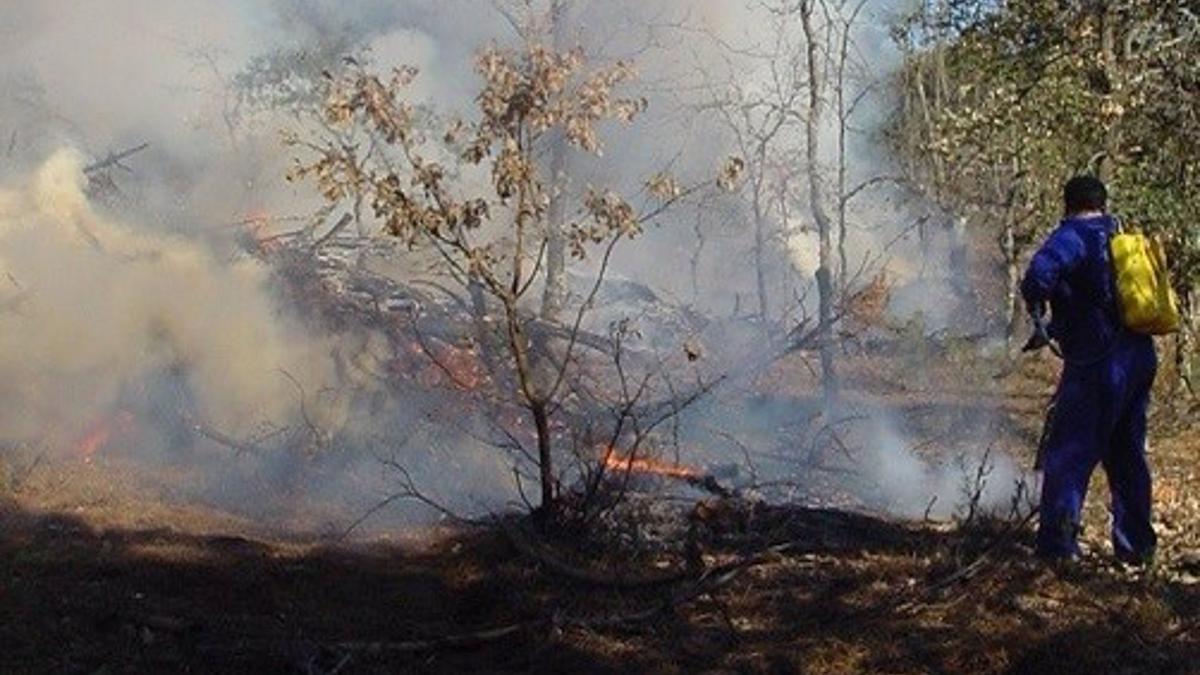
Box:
[82,142,150,175]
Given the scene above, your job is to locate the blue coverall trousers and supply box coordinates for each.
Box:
[1036,333,1157,560]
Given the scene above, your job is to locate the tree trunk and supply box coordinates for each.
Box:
[540,0,571,322]
[1002,216,1021,351]
[532,400,555,512]
[1097,1,1121,182]
[836,124,849,293]
[1177,288,1197,399]
[913,55,945,191]
[800,1,838,409]
[503,298,557,514]
[753,189,770,324]
[949,215,970,301]
[998,162,1024,352]
[836,16,849,293]
[540,144,569,321]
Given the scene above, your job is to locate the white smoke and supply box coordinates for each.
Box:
[864,415,1024,519]
[0,149,340,446]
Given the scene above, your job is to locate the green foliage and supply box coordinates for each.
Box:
[894,0,1200,294]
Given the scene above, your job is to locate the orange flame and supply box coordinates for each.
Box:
[601,450,702,480]
[241,210,282,253]
[74,411,135,464]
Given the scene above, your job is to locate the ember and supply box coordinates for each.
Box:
[413,341,490,391]
[240,210,284,254]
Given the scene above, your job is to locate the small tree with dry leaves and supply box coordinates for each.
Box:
[289,43,735,515]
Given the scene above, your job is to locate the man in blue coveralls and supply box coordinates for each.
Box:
[1020,176,1158,564]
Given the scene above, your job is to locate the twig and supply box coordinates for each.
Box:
[334,623,526,654]
[501,518,688,588]
[337,494,407,542]
[331,535,801,657]
[278,369,327,449]
[906,507,1039,599]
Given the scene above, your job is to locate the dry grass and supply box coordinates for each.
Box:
[2,444,1198,673]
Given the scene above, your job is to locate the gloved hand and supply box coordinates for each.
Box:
[1022,324,1050,352]
[1022,303,1051,353]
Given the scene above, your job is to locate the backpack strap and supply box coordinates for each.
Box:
[1102,217,1126,326]
[1059,216,1125,366]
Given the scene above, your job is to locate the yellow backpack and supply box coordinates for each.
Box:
[1109,222,1181,335]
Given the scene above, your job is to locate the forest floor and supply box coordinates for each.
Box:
[1,348,1199,674]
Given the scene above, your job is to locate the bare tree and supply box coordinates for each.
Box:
[694,13,806,327]
[691,0,900,404]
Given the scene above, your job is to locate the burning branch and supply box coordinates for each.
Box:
[600,450,733,498]
[601,451,701,480]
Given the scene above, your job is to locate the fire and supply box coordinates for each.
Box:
[409,340,489,391]
[74,411,135,464]
[240,209,283,254]
[601,450,703,480]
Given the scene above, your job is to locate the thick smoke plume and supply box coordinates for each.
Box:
[0,150,339,446]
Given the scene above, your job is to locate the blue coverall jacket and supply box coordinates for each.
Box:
[1020,214,1157,560]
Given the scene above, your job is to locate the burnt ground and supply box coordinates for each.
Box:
[1,350,1199,674]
